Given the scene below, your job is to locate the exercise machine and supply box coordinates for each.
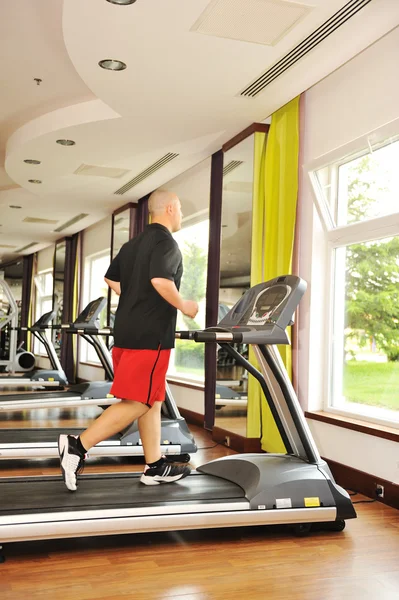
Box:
[0,275,356,561]
[0,308,68,388]
[0,278,36,376]
[0,298,117,411]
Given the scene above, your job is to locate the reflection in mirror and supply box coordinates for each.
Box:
[110,208,131,326]
[164,158,211,383]
[0,262,23,366]
[33,270,54,357]
[2,261,23,326]
[53,240,66,357]
[216,135,255,437]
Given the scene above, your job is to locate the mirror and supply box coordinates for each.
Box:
[164,158,211,383]
[0,262,23,366]
[110,207,132,326]
[53,240,66,356]
[216,135,255,437]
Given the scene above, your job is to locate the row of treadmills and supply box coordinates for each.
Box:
[0,275,356,562]
[0,295,197,459]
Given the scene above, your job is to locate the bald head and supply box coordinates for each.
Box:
[148,190,179,216]
[148,189,182,233]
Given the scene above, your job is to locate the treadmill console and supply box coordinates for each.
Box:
[218,275,306,333]
[70,297,107,330]
[30,310,56,330]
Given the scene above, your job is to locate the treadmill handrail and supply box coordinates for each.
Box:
[30,329,66,380]
[220,343,293,454]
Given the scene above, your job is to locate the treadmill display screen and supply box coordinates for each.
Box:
[246,286,290,326]
[74,298,106,326]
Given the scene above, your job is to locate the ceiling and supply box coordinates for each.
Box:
[1,0,398,265]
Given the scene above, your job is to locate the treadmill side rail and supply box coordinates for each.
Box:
[0,506,336,544]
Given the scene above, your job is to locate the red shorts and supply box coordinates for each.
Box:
[110,346,171,406]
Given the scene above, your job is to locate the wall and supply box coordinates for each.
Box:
[298,28,399,484]
[82,216,111,259]
[36,244,54,273]
[168,383,204,415]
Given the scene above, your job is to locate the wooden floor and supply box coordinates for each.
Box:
[0,408,398,600]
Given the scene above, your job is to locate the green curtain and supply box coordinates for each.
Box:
[247,96,300,452]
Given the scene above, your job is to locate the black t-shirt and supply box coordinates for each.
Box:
[105,224,183,349]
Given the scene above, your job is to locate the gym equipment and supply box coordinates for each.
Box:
[0,297,196,459]
[0,309,68,387]
[0,278,36,375]
[0,275,356,561]
[0,298,116,410]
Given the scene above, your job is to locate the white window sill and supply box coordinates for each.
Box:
[305,410,399,443]
[167,375,204,391]
[327,403,399,429]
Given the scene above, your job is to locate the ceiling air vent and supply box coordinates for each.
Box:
[23,217,58,225]
[74,164,131,179]
[223,160,244,177]
[240,0,372,97]
[16,242,39,253]
[114,153,179,195]
[54,213,89,233]
[0,244,17,249]
[191,0,311,46]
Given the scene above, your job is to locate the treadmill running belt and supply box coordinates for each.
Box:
[0,429,119,444]
[0,473,246,515]
[0,415,188,444]
[0,392,79,402]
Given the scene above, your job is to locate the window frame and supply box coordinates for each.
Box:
[309,120,399,429]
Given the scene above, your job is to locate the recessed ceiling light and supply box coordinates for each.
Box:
[106,0,137,4]
[24,159,41,165]
[56,139,75,146]
[99,59,127,71]
[9,205,22,209]
[28,179,42,184]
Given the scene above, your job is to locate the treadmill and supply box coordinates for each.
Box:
[0,298,116,412]
[0,309,68,388]
[0,298,197,459]
[0,275,356,561]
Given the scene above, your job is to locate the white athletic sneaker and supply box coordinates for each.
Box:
[140,461,191,486]
[58,434,86,492]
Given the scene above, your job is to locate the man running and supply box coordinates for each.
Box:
[59,190,199,491]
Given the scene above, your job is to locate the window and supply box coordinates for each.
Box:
[167,218,209,382]
[33,270,54,356]
[80,251,110,364]
[312,134,399,426]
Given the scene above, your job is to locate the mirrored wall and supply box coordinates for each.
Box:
[215,135,255,437]
[109,205,135,327]
[164,157,211,383]
[0,261,23,368]
[53,240,66,357]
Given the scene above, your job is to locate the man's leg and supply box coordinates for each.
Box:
[138,400,191,486]
[137,400,162,464]
[59,400,148,491]
[80,400,149,451]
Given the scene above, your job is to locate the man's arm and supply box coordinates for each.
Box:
[104,277,121,296]
[151,278,198,319]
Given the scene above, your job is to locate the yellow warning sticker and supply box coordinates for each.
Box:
[304,497,320,507]
[215,394,221,399]
[48,378,54,381]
